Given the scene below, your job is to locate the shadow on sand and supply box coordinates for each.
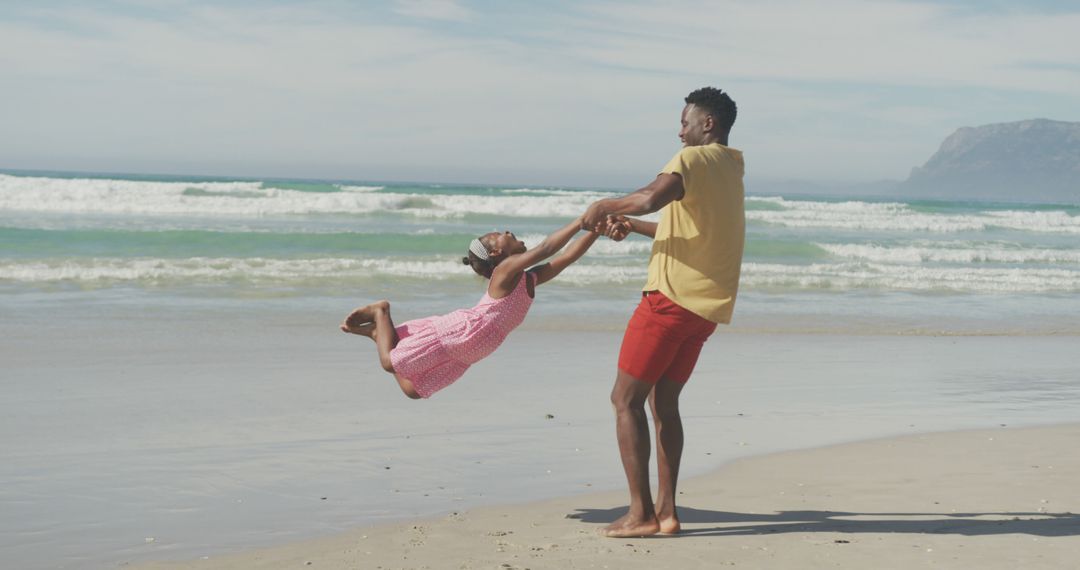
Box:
[567,506,1080,537]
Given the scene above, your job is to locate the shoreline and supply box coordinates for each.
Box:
[134,422,1080,569]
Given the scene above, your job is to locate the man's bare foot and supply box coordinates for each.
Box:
[598,513,660,538]
[657,516,681,534]
[655,504,680,534]
[340,301,390,336]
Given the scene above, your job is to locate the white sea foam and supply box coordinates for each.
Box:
[553,263,649,284]
[585,238,653,256]
[748,196,1080,234]
[751,196,909,212]
[501,188,609,197]
[0,257,467,283]
[749,198,985,232]
[0,174,611,219]
[818,243,1080,265]
[0,256,648,287]
[742,262,1080,293]
[4,175,1075,234]
[420,193,614,218]
[4,256,1077,293]
[982,210,1080,234]
[336,185,384,193]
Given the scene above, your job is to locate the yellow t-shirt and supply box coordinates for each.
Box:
[643,143,745,324]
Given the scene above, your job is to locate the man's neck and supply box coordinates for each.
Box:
[704,132,729,146]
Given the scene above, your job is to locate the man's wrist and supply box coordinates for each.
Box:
[585,200,609,227]
[597,199,614,218]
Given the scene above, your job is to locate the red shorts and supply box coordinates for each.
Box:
[618,291,717,384]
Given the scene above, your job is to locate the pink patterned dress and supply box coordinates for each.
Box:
[389,272,535,398]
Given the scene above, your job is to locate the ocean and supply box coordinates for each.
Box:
[2,170,1079,333]
[3,170,1080,569]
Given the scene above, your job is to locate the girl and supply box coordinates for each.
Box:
[340,217,598,399]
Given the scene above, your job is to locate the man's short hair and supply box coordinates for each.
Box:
[685,87,737,133]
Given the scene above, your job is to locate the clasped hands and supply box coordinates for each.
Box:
[581,202,631,242]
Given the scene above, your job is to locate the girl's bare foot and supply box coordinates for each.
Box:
[340,322,376,338]
[340,301,390,336]
[598,513,660,538]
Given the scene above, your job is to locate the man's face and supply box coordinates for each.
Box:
[678,104,710,147]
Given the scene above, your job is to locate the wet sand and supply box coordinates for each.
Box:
[136,423,1080,570]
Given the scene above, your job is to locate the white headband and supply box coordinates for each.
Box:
[468,238,490,262]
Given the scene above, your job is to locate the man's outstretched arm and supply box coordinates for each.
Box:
[582,173,683,232]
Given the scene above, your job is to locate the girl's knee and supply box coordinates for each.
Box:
[395,375,421,399]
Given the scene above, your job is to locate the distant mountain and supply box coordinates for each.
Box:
[902,119,1080,204]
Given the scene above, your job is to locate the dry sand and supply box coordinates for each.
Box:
[136,423,1080,569]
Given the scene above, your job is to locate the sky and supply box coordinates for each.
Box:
[2,0,1079,188]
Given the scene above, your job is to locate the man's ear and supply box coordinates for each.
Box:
[703,114,716,133]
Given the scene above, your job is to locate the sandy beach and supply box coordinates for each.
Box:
[5,292,1080,569]
[6,298,1080,569]
[133,423,1080,569]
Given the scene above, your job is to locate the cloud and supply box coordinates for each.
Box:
[1,1,1078,185]
[567,0,1080,95]
[393,0,473,22]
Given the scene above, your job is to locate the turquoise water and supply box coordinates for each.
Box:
[2,169,1079,331]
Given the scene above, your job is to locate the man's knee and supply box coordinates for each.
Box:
[611,373,651,413]
[611,394,647,417]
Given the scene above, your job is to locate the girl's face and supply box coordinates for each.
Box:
[486,230,526,257]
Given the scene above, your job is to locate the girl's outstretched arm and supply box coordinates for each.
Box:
[490,218,582,290]
[529,230,599,286]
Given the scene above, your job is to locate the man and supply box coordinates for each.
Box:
[582,87,745,538]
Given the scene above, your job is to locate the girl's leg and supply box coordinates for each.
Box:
[370,302,421,399]
[341,301,420,399]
